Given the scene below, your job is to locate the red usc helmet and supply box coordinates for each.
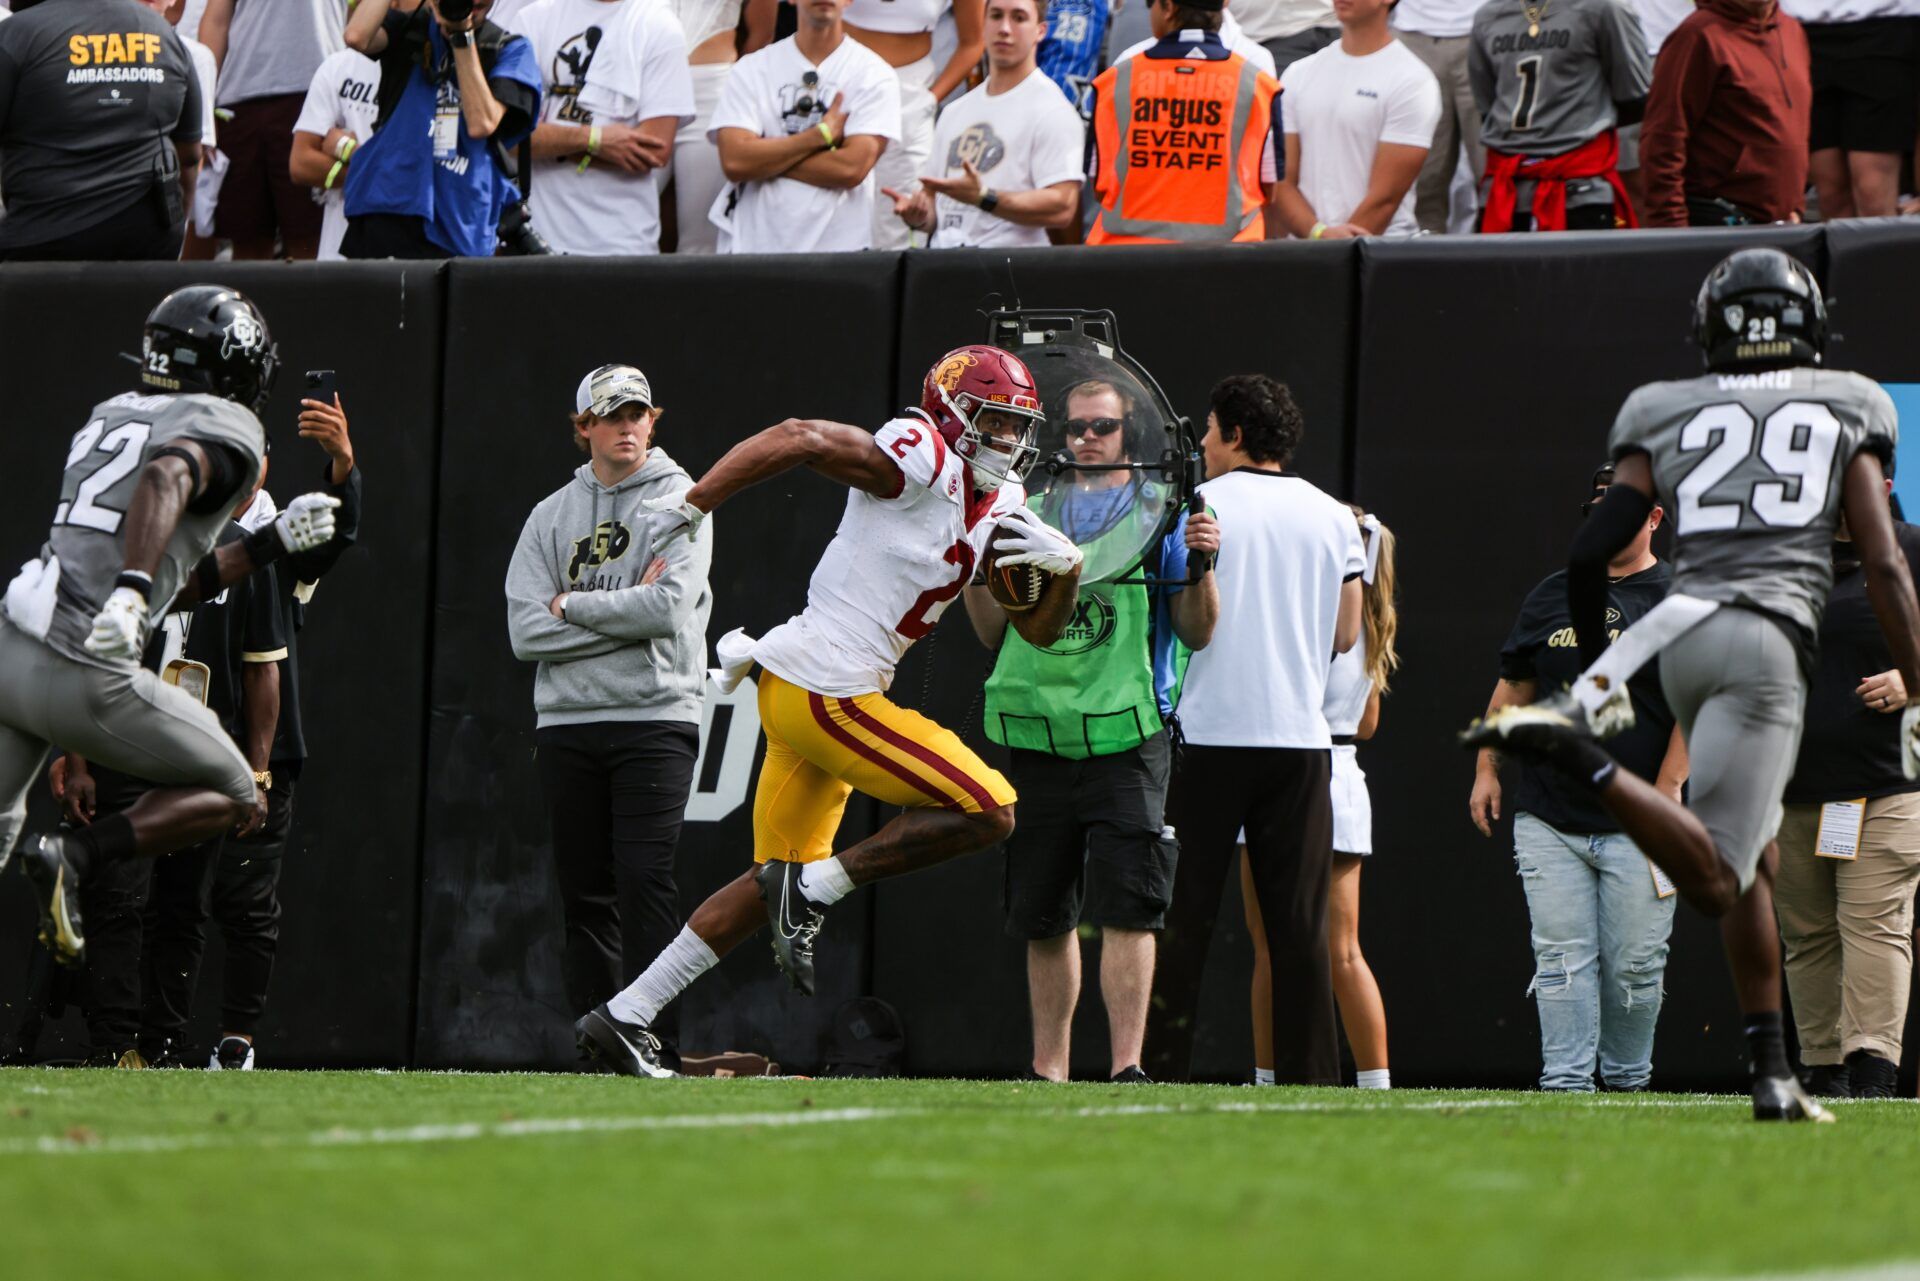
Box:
[916,345,1044,488]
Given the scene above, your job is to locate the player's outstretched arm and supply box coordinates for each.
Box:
[1567,451,1655,668]
[687,418,905,511]
[1844,449,1920,692]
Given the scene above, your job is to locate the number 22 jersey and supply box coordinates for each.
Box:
[1608,366,1897,651]
[751,418,1026,697]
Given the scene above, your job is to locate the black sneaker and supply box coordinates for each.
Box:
[209,1037,255,1071]
[1846,1050,1898,1099]
[1110,1065,1153,1084]
[20,834,85,966]
[1803,1062,1852,1098]
[756,860,824,997]
[1754,1072,1835,1122]
[575,1004,676,1079]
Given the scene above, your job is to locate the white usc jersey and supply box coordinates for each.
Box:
[752,417,1027,696]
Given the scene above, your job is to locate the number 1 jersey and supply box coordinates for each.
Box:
[41,391,266,667]
[751,418,1026,697]
[1608,366,1896,650]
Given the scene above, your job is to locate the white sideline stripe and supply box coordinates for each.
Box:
[1669,1264,1920,1281]
[0,1092,1761,1158]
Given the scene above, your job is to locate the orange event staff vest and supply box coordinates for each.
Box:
[1088,32,1278,245]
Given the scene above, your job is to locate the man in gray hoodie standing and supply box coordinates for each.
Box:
[506,364,713,1065]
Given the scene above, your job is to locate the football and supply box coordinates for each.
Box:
[985,524,1052,613]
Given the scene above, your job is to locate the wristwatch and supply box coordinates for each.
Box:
[447,27,472,48]
[978,189,1000,214]
[253,770,274,791]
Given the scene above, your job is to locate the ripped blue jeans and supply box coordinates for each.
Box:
[1513,813,1677,1092]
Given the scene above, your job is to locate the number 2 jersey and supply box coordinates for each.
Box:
[1608,366,1897,653]
[750,418,1027,697]
[34,391,265,667]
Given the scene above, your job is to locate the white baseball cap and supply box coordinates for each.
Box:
[575,364,654,417]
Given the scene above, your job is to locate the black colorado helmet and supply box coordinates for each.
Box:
[138,284,280,416]
[1693,247,1827,373]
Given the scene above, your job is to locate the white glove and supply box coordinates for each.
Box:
[273,493,342,554]
[83,586,148,663]
[994,510,1083,576]
[642,488,709,544]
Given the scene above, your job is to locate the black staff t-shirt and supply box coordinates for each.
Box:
[1498,562,1676,835]
[1783,522,1920,806]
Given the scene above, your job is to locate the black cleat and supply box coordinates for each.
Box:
[20,834,85,966]
[209,1036,255,1071]
[1802,1062,1852,1098]
[1846,1050,1897,1099]
[1110,1065,1153,1084]
[575,1004,676,1079]
[756,859,824,997]
[1753,1072,1836,1122]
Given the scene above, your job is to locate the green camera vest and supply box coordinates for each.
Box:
[983,493,1177,759]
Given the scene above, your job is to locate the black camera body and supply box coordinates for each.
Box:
[438,0,478,22]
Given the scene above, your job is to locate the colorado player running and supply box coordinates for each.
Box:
[1464,249,1920,1121]
[576,345,1084,1076]
[0,285,340,965]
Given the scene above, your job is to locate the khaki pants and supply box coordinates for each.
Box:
[1775,793,1920,1065]
[1397,31,1484,235]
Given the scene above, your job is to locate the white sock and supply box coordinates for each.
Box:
[1253,1067,1276,1086]
[1356,1068,1391,1090]
[606,926,717,1027]
[797,856,855,906]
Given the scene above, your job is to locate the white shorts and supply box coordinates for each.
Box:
[1331,743,1372,856]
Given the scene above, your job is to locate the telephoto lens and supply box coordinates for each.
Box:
[439,0,477,21]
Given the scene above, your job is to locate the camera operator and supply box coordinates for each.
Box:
[341,0,542,258]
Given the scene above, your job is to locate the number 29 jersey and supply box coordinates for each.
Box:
[41,391,266,667]
[1608,366,1897,650]
[751,418,1027,697]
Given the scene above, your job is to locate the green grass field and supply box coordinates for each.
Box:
[3,1071,1915,1280]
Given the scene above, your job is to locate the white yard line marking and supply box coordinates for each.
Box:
[0,1091,1764,1158]
[1664,1263,1920,1281]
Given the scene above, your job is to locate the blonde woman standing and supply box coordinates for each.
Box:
[1246,506,1398,1087]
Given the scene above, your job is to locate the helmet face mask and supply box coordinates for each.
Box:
[919,344,1044,490]
[1694,248,1827,373]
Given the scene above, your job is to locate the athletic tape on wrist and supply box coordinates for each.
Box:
[114,570,152,600]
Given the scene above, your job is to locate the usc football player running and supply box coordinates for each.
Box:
[576,346,1085,1077]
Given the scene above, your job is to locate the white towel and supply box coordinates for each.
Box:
[3,556,59,640]
[709,626,757,694]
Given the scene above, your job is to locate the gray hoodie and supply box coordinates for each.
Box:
[505,450,713,728]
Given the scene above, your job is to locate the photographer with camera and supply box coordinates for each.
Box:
[341,0,542,258]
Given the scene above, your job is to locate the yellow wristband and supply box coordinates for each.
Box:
[335,133,358,162]
[587,125,602,155]
[324,158,345,190]
[1309,222,1327,240]
[817,122,837,149]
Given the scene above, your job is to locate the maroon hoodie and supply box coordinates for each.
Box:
[1640,0,1811,226]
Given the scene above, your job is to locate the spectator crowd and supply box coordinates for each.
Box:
[4,0,1920,258]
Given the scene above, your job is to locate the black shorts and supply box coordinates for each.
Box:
[1806,17,1920,155]
[1002,732,1177,938]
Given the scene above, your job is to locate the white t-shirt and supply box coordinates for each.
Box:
[489,0,544,31]
[708,34,901,254]
[926,69,1083,249]
[183,35,219,146]
[1629,0,1695,51]
[1177,470,1367,748]
[517,0,695,255]
[1782,0,1920,22]
[1322,638,1372,738]
[1279,39,1440,237]
[1392,0,1488,38]
[752,419,1026,696]
[293,49,382,262]
[1119,13,1279,77]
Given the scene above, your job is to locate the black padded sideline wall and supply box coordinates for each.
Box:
[877,244,1361,1078]
[417,254,901,1071]
[0,263,443,1066]
[1351,228,1823,1087]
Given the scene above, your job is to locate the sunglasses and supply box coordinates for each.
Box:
[1067,417,1124,439]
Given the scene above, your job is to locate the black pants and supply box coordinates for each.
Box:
[339,213,451,260]
[138,835,222,1053]
[208,778,297,1036]
[75,768,154,1055]
[0,193,183,262]
[1146,744,1338,1085]
[537,721,699,1050]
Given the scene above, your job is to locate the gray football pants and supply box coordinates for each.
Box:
[1657,607,1807,892]
[0,617,254,870]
